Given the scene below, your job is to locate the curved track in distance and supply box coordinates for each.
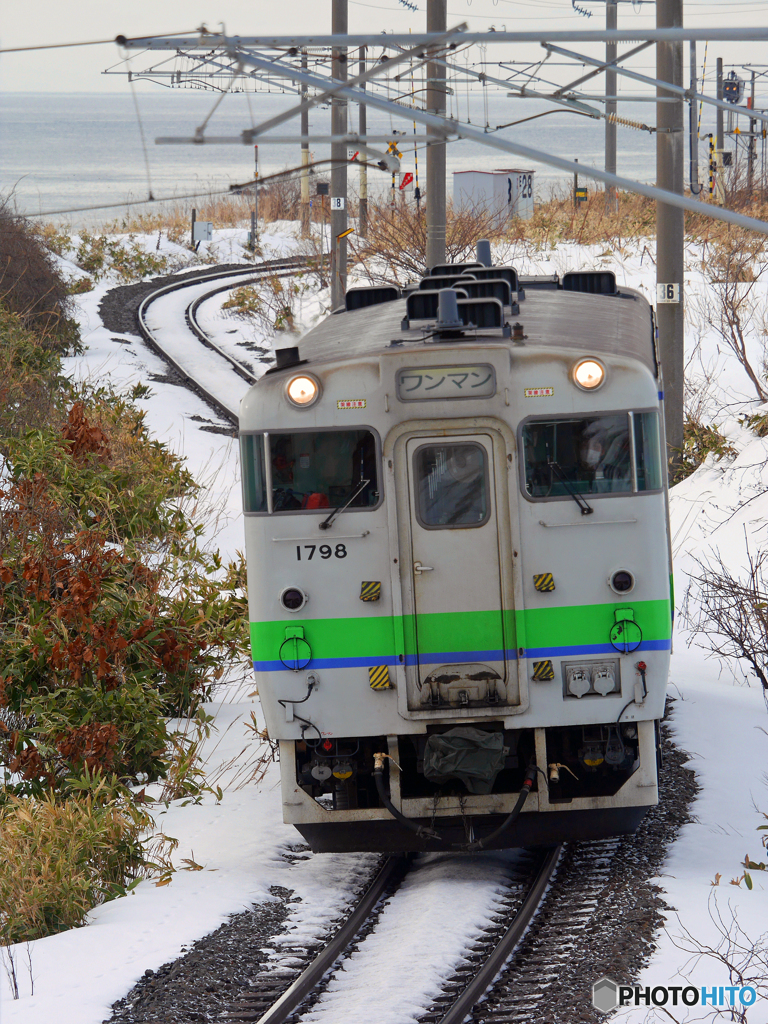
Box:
[136,255,313,425]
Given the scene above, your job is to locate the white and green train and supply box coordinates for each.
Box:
[239,255,672,852]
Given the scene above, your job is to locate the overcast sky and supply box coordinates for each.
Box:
[2,0,768,94]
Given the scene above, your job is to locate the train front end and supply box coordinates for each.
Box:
[239,270,672,851]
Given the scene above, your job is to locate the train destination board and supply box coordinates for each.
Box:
[396,364,496,401]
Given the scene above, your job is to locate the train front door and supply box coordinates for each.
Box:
[404,433,512,712]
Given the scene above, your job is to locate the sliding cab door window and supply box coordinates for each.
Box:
[633,412,663,491]
[240,434,268,513]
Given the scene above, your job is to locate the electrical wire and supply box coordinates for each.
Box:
[21,156,393,219]
[0,32,195,54]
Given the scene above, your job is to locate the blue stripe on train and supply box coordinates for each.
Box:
[252,638,670,672]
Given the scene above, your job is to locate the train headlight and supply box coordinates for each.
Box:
[286,374,321,408]
[573,358,605,391]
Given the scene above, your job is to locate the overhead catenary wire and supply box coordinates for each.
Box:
[21,156,392,219]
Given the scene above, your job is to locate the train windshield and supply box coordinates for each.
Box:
[522,411,662,499]
[240,430,379,514]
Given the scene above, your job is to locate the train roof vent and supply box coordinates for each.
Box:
[518,274,560,290]
[456,278,513,308]
[345,284,400,311]
[456,297,504,329]
[406,287,469,321]
[562,271,617,295]
[462,266,519,292]
[420,274,477,291]
[430,261,483,276]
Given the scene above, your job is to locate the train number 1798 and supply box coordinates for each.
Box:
[296,544,348,560]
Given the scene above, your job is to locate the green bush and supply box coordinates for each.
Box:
[673,418,737,483]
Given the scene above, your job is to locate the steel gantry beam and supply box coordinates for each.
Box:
[179,40,768,237]
[116,28,768,48]
[543,41,768,128]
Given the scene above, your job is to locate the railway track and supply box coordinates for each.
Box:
[222,846,561,1024]
[135,255,315,425]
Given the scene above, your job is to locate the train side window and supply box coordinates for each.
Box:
[240,434,268,513]
[633,411,663,491]
[414,443,490,528]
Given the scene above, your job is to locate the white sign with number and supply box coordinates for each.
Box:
[656,283,680,303]
[330,197,345,210]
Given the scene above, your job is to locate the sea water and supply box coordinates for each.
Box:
[0,89,714,229]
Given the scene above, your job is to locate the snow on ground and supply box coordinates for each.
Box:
[3,224,768,1023]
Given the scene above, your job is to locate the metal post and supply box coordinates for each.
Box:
[252,145,259,235]
[689,40,700,194]
[716,57,725,203]
[359,46,368,238]
[426,0,447,270]
[605,1,618,213]
[656,0,685,480]
[301,49,310,238]
[330,0,348,309]
[574,158,579,206]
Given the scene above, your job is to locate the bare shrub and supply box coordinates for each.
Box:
[689,231,768,403]
[668,894,768,1023]
[350,198,507,282]
[683,545,768,709]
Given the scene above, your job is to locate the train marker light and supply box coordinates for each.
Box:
[286,374,320,407]
[573,358,605,391]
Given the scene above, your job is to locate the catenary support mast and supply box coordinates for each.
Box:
[656,0,685,479]
[605,1,618,213]
[331,0,348,309]
[426,0,447,269]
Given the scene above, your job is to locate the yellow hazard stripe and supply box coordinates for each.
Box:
[533,573,555,592]
[360,581,381,601]
[532,660,555,681]
[369,665,392,689]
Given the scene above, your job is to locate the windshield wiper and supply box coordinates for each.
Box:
[319,478,370,530]
[549,460,594,516]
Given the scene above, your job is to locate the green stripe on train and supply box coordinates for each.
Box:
[250,598,671,662]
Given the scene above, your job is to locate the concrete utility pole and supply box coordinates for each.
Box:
[359,46,368,237]
[748,70,757,192]
[330,0,348,309]
[605,1,618,213]
[301,49,310,238]
[656,0,685,480]
[716,56,725,203]
[426,0,447,270]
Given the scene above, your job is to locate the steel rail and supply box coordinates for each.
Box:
[185,269,307,384]
[247,854,410,1024]
[135,256,309,424]
[436,844,563,1024]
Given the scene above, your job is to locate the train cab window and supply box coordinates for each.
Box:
[240,430,379,514]
[414,443,490,528]
[522,411,662,500]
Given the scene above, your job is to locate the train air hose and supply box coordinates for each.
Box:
[464,764,539,852]
[373,753,442,842]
